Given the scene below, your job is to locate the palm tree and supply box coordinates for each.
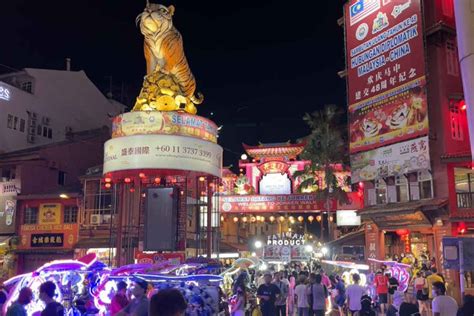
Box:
[295,104,350,240]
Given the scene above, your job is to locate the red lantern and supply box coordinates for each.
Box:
[104,183,112,189]
[104,177,112,183]
[138,172,146,178]
[124,177,132,184]
[458,222,467,235]
[395,229,409,236]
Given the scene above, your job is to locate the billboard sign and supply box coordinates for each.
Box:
[443,237,474,271]
[336,210,361,226]
[345,0,427,153]
[350,136,429,183]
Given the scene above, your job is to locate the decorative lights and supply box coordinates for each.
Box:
[269,216,275,222]
[124,177,132,183]
[233,217,239,223]
[308,215,314,223]
[316,215,322,222]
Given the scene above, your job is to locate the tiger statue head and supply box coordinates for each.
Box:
[136,3,175,39]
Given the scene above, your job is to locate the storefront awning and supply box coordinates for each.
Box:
[327,229,365,247]
[360,198,448,229]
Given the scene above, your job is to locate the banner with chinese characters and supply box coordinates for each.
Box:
[345,0,427,153]
[220,192,363,213]
[19,223,78,250]
[39,204,61,225]
[350,136,430,183]
[30,233,64,248]
[103,134,222,178]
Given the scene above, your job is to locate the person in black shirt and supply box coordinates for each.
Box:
[257,273,280,316]
[39,281,64,316]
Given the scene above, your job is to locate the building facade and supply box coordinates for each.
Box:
[343,0,469,300]
[0,128,110,276]
[0,68,124,153]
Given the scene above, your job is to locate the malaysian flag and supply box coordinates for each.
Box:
[349,0,381,26]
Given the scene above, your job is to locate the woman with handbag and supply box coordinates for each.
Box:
[414,272,429,315]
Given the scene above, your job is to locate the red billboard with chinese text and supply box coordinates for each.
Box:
[345,0,427,153]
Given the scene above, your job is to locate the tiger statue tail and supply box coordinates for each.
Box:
[190,92,204,105]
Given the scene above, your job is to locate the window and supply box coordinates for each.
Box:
[19,119,25,132]
[37,125,42,135]
[58,171,66,186]
[1,167,15,180]
[449,100,464,140]
[64,206,78,223]
[446,40,460,77]
[43,126,48,137]
[260,227,264,235]
[24,207,39,224]
[84,179,115,226]
[13,117,18,130]
[21,81,32,93]
[455,167,474,208]
[375,179,387,204]
[396,175,409,202]
[7,115,13,129]
[47,128,52,139]
[418,170,433,199]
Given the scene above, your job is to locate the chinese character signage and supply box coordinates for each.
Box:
[39,204,61,225]
[345,0,427,153]
[257,161,289,175]
[30,233,64,248]
[350,136,430,183]
[220,192,363,213]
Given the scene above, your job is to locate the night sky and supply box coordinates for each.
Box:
[1,0,346,165]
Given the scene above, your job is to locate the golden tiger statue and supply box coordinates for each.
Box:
[133,2,203,114]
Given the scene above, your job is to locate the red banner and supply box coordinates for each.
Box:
[345,0,427,153]
[135,251,185,264]
[219,193,362,213]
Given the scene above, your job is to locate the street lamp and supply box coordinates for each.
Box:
[305,245,313,253]
[254,240,263,249]
[241,154,248,160]
[321,247,328,256]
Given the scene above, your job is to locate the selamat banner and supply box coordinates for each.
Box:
[103,134,222,177]
[345,0,427,153]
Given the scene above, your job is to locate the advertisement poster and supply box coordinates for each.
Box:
[345,0,427,153]
[350,136,430,182]
[39,204,61,225]
[104,134,223,177]
[263,245,309,262]
[112,112,218,143]
[19,223,78,250]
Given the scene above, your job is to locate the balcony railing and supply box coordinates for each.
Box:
[457,192,474,208]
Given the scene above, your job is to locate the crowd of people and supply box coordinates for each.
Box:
[227,264,474,316]
[0,279,194,316]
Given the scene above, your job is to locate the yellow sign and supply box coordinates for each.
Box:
[39,204,61,225]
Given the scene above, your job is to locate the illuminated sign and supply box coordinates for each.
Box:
[30,233,64,248]
[257,161,289,175]
[0,86,11,101]
[39,203,61,225]
[267,232,306,246]
[336,210,361,226]
[259,173,291,195]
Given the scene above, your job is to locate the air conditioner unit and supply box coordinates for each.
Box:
[42,117,50,125]
[27,135,35,144]
[90,214,102,225]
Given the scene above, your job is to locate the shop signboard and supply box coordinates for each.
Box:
[39,204,61,225]
[336,210,361,226]
[103,134,223,178]
[220,192,363,213]
[263,245,309,262]
[0,181,19,234]
[365,223,380,271]
[135,251,185,265]
[345,0,427,153]
[30,233,64,248]
[19,223,78,250]
[350,136,430,183]
[443,237,474,271]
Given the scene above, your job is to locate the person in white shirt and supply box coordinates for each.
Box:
[432,281,458,316]
[345,273,367,315]
[294,275,310,316]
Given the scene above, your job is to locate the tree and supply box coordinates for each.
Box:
[295,104,351,239]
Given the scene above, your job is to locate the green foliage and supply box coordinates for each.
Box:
[300,104,350,205]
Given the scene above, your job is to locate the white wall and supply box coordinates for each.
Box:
[0,69,125,153]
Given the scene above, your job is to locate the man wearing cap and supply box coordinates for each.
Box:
[117,279,149,316]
